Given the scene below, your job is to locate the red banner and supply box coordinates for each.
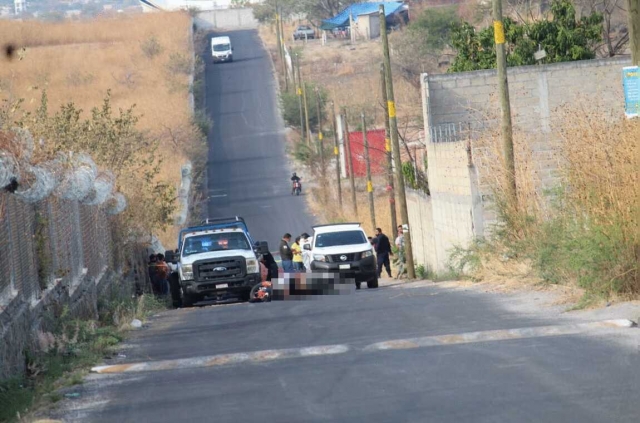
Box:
[346,129,387,177]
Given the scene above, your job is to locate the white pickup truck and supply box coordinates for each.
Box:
[166,217,269,306]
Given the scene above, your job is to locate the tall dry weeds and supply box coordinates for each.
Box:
[473,102,639,297]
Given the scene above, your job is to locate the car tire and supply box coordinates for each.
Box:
[169,273,182,308]
[367,277,379,289]
[182,291,195,307]
[239,288,251,302]
[355,282,361,290]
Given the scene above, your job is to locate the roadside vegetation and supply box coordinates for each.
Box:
[0,287,169,423]
[0,12,203,421]
[0,12,205,246]
[450,105,639,305]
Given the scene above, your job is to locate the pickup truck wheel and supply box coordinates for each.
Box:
[169,274,182,308]
[367,277,379,289]
[239,288,251,302]
[182,291,195,307]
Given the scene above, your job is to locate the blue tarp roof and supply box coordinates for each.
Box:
[320,2,404,30]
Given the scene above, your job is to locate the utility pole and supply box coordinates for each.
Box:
[295,54,304,141]
[331,101,343,210]
[342,108,358,215]
[301,69,311,145]
[628,0,640,65]
[315,87,325,171]
[380,4,414,279]
[275,10,286,91]
[279,11,289,92]
[362,110,376,232]
[492,0,517,211]
[380,63,397,237]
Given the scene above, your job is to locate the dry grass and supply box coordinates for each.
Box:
[0,12,195,247]
[470,100,639,298]
[259,24,423,131]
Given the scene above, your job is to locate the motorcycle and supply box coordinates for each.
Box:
[249,281,272,302]
[292,180,302,196]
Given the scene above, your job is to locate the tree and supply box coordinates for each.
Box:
[279,83,327,131]
[449,0,604,72]
[579,0,629,57]
[391,6,459,80]
[252,0,358,24]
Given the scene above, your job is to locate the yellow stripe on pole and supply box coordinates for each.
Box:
[297,87,302,95]
[367,181,373,192]
[493,21,505,44]
[334,146,339,155]
[388,101,396,118]
[319,132,323,140]
[385,138,391,152]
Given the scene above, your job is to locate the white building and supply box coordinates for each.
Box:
[14,0,26,15]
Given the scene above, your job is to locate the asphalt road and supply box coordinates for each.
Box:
[42,30,640,423]
[204,29,314,247]
[47,281,640,423]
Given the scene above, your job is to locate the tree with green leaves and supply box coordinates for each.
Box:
[449,0,604,72]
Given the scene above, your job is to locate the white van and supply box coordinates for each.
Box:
[211,36,233,63]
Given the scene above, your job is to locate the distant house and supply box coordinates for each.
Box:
[320,1,408,40]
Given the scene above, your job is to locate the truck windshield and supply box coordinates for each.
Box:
[315,231,366,248]
[182,232,249,256]
[213,43,230,52]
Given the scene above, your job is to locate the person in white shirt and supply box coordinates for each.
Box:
[395,225,404,250]
[300,232,313,272]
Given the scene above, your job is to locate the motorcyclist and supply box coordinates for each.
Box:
[291,172,302,195]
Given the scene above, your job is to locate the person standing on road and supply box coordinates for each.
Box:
[395,225,405,250]
[280,233,294,272]
[373,228,392,278]
[291,236,304,272]
[301,233,312,272]
[154,254,170,296]
[148,254,158,293]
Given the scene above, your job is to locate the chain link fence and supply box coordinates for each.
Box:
[0,192,119,306]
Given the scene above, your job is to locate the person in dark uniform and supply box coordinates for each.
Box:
[373,228,392,278]
[255,241,278,281]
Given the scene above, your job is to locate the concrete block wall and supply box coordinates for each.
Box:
[407,57,629,271]
[406,189,437,272]
[195,8,258,30]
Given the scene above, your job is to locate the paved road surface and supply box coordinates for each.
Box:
[204,29,314,246]
[48,281,640,422]
[43,30,640,423]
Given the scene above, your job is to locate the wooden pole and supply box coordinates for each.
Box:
[279,11,289,92]
[362,110,376,232]
[331,101,343,210]
[380,4,415,279]
[492,0,517,210]
[628,0,640,65]
[342,108,358,215]
[380,63,397,237]
[301,69,311,145]
[295,54,304,141]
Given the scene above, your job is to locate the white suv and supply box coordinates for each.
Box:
[306,223,378,289]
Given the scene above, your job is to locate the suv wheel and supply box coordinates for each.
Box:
[367,277,379,289]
